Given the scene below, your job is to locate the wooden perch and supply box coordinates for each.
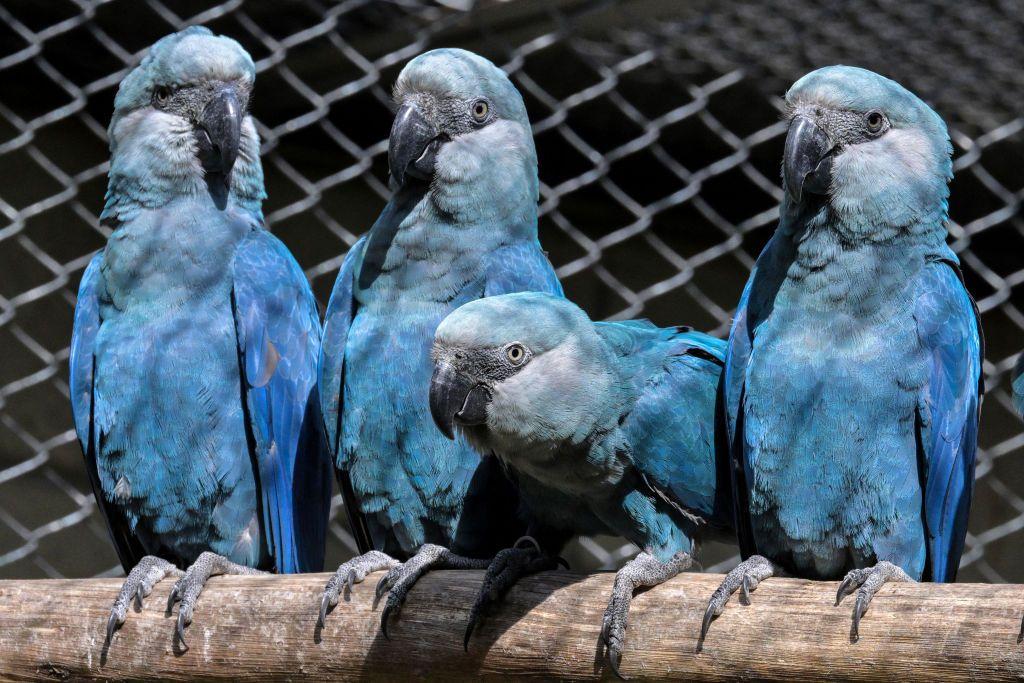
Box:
[1,570,1022,681]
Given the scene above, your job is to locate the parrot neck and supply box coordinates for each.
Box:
[773,198,948,316]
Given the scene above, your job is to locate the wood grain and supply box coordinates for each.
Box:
[0,571,1022,681]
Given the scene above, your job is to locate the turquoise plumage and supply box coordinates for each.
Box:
[69,27,331,646]
[429,292,730,674]
[316,49,563,633]
[703,66,983,643]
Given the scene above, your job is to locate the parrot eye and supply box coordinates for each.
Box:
[865,111,887,134]
[153,86,173,108]
[505,343,527,366]
[470,99,489,123]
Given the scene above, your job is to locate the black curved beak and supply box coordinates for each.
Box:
[429,362,491,440]
[389,102,442,186]
[197,86,242,176]
[783,116,834,203]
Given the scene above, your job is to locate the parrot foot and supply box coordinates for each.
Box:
[318,550,400,627]
[376,543,490,639]
[463,540,567,651]
[105,555,182,643]
[699,554,779,645]
[601,551,690,680]
[834,560,912,642]
[166,551,265,651]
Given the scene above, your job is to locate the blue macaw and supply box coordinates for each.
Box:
[428,292,730,675]
[316,49,563,633]
[68,27,331,647]
[701,66,983,642]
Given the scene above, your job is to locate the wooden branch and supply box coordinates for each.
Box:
[1,571,1022,681]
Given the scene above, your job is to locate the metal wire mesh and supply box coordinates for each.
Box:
[0,0,1020,582]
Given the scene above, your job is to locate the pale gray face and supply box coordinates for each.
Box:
[782,102,892,204]
[429,340,534,440]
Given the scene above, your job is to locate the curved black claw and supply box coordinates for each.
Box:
[176,610,190,651]
[105,555,181,644]
[318,552,401,631]
[851,595,867,643]
[380,602,395,641]
[166,584,179,614]
[698,555,776,645]
[106,611,118,644]
[835,561,912,643]
[835,575,856,606]
[1018,615,1024,644]
[463,546,561,652]
[600,619,628,680]
[699,601,717,643]
[375,544,491,640]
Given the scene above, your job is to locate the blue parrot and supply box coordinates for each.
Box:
[427,292,730,675]
[316,49,563,633]
[700,66,983,643]
[68,27,331,647]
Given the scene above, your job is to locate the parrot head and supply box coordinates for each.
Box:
[105,26,263,215]
[782,65,952,234]
[429,293,623,454]
[388,48,538,221]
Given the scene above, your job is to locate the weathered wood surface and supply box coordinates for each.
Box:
[0,571,1022,681]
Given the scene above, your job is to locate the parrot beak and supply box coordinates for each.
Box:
[197,85,243,176]
[429,361,491,440]
[389,102,443,186]
[783,116,834,203]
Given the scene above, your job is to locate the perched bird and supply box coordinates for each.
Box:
[69,27,331,647]
[317,49,562,633]
[429,292,731,675]
[701,66,983,642]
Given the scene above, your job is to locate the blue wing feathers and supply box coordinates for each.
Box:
[318,236,365,456]
[69,251,148,570]
[232,229,331,573]
[603,322,729,526]
[914,259,982,582]
[70,253,103,455]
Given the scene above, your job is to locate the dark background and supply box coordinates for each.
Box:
[0,0,1020,582]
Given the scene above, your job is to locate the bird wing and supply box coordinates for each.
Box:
[69,252,147,571]
[231,229,333,573]
[484,240,564,297]
[720,269,760,557]
[913,256,983,582]
[316,235,372,554]
[596,322,728,527]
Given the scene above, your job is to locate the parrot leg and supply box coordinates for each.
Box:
[318,550,400,627]
[166,551,265,650]
[376,543,491,639]
[834,560,912,642]
[463,541,566,650]
[699,554,781,643]
[105,555,183,643]
[601,551,691,679]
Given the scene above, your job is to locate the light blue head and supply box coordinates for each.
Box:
[103,26,264,222]
[782,65,952,239]
[430,293,624,450]
[389,48,537,227]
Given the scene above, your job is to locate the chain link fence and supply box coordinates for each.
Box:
[0,0,1020,582]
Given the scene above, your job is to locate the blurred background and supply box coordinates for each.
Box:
[0,0,1021,582]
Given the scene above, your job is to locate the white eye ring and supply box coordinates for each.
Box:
[505,343,527,365]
